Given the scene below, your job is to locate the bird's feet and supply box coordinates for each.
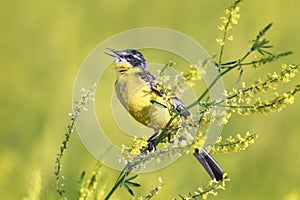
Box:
[147,130,159,152]
[147,140,156,152]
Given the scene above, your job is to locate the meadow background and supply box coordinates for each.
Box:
[1,0,300,199]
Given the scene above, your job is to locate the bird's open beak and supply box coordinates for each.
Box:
[105,48,121,58]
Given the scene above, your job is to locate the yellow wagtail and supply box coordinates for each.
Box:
[105,48,224,181]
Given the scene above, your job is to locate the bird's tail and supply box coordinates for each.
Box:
[193,147,224,181]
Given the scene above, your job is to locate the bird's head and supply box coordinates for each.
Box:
[105,48,148,72]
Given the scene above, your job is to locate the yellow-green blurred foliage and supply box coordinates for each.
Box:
[1,0,299,199]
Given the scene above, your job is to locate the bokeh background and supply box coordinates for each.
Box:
[1,0,300,199]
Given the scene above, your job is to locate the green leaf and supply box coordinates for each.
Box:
[150,100,167,108]
[120,173,128,188]
[236,68,244,84]
[79,171,86,183]
[250,23,274,55]
[256,23,273,40]
[122,175,141,195]
[126,181,141,187]
[88,174,96,187]
[123,183,134,196]
[125,174,138,182]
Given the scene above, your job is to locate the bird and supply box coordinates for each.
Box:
[105,48,224,181]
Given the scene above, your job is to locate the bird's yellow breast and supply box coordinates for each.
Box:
[115,68,171,130]
[114,62,134,73]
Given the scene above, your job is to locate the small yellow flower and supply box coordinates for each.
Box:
[220,16,228,24]
[290,72,296,78]
[284,95,294,104]
[282,64,288,70]
[245,98,252,105]
[216,37,225,46]
[218,25,225,31]
[231,18,238,25]
[227,35,234,41]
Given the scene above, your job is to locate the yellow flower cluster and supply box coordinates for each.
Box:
[189,132,206,154]
[253,86,299,113]
[78,164,104,200]
[182,64,202,86]
[170,63,204,98]
[156,61,205,100]
[179,173,230,200]
[216,0,241,46]
[211,110,232,126]
[121,137,148,157]
[210,132,257,154]
[223,64,299,115]
[138,177,164,200]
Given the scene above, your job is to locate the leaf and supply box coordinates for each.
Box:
[150,100,167,108]
[88,174,96,187]
[125,174,138,182]
[124,175,141,193]
[256,23,273,40]
[120,173,127,188]
[236,68,244,84]
[250,23,274,55]
[262,45,273,49]
[126,181,141,187]
[123,183,134,196]
[79,171,86,183]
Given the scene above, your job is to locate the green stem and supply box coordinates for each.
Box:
[105,166,131,200]
[214,104,254,109]
[190,47,251,109]
[211,64,283,107]
[105,176,123,200]
[218,21,231,64]
[185,66,232,111]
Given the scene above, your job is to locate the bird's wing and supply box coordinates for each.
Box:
[168,96,191,118]
[137,70,157,83]
[137,70,164,97]
[138,69,191,118]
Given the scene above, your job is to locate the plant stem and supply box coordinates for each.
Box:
[105,166,131,200]
[105,177,123,200]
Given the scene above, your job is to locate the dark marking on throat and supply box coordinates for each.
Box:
[118,69,127,73]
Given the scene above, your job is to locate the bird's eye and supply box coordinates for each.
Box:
[126,55,134,59]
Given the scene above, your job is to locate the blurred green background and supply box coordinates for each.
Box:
[1,0,300,199]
